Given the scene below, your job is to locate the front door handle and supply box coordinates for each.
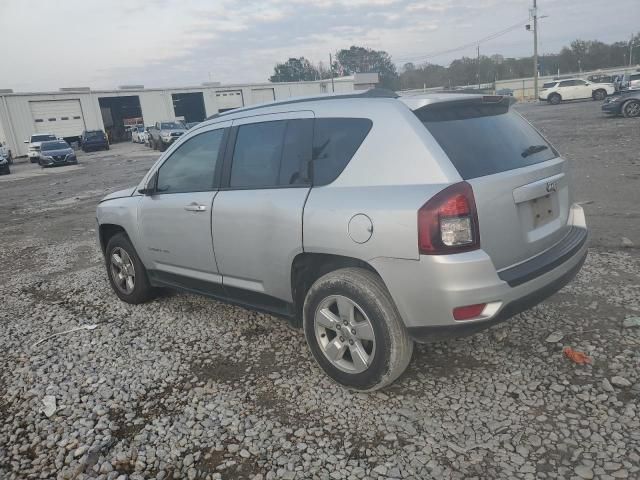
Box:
[184,203,207,212]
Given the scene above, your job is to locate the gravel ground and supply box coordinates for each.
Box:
[1,101,639,479]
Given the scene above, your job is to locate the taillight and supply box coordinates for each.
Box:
[418,181,480,255]
[453,303,486,320]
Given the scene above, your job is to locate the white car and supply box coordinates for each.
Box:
[539,78,615,105]
[131,126,146,143]
[24,133,58,163]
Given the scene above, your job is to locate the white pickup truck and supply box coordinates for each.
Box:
[539,78,615,104]
[24,133,58,163]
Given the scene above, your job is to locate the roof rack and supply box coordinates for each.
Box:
[205,88,398,121]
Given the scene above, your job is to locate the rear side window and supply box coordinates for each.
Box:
[157,129,224,193]
[418,102,557,180]
[542,82,557,88]
[229,119,312,188]
[312,118,372,185]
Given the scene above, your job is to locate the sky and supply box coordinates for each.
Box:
[1,0,638,92]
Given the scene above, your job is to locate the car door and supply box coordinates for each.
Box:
[212,111,313,303]
[557,80,576,99]
[573,80,592,99]
[138,122,229,285]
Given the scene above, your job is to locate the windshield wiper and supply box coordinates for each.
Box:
[521,144,548,158]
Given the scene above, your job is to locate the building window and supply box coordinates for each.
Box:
[35,119,44,123]
[48,118,56,121]
[61,117,69,120]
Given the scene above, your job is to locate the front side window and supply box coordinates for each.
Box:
[558,80,577,87]
[156,129,224,194]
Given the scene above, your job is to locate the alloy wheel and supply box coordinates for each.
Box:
[110,247,136,294]
[314,295,376,374]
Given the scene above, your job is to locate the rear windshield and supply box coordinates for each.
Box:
[418,101,557,179]
[85,131,104,138]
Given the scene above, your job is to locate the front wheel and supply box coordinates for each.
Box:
[622,99,640,118]
[593,89,607,101]
[303,268,413,391]
[105,233,155,304]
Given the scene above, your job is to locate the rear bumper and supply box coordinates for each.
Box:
[371,203,588,342]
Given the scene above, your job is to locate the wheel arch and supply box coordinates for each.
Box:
[99,223,129,254]
[290,252,381,327]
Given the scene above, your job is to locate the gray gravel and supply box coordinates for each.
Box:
[1,101,639,479]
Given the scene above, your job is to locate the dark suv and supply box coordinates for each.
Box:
[81,130,109,152]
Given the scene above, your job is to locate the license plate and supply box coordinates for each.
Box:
[531,194,554,228]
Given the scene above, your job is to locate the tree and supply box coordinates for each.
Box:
[335,46,398,89]
[270,57,319,82]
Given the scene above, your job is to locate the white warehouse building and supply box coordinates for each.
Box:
[0,74,377,157]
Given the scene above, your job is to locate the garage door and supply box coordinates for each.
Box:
[251,88,275,104]
[215,90,244,112]
[30,100,85,138]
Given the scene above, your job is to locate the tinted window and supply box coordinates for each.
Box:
[84,131,104,139]
[157,129,224,194]
[418,103,556,180]
[542,82,557,88]
[630,74,640,80]
[559,80,577,87]
[230,121,286,188]
[280,119,312,185]
[312,118,372,185]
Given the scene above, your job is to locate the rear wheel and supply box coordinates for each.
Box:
[622,99,640,118]
[105,233,155,304]
[593,89,607,101]
[303,267,413,391]
[548,93,561,105]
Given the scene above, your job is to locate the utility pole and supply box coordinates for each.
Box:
[329,53,335,93]
[477,44,481,89]
[533,0,539,101]
[630,33,635,67]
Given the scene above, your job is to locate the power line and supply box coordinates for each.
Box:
[395,19,529,64]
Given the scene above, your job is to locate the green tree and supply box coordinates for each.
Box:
[334,46,398,89]
[269,57,319,82]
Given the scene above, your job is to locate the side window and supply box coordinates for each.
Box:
[280,119,312,185]
[312,118,372,186]
[230,121,286,188]
[575,80,587,85]
[156,129,224,194]
[559,80,576,87]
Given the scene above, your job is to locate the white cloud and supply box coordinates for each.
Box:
[0,0,638,91]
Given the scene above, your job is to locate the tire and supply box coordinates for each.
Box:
[622,99,640,118]
[593,89,607,101]
[105,233,155,304]
[548,93,561,105]
[303,267,413,391]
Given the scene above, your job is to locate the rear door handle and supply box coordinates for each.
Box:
[184,203,207,212]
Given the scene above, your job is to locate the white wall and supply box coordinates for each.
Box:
[1,77,359,156]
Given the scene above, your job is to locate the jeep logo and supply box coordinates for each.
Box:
[546,181,557,193]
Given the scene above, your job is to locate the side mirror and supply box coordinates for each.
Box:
[138,172,158,196]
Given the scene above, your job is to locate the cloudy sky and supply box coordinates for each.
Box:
[1,0,638,92]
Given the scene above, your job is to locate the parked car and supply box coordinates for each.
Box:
[185,122,200,130]
[147,121,187,151]
[24,133,57,163]
[0,141,12,164]
[96,90,588,390]
[0,156,10,175]
[601,90,640,117]
[621,72,640,91]
[38,140,78,167]
[539,78,615,104]
[80,130,109,152]
[131,126,147,143]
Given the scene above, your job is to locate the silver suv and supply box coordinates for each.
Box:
[97,90,588,390]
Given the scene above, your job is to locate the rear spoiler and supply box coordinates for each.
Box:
[410,95,517,121]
